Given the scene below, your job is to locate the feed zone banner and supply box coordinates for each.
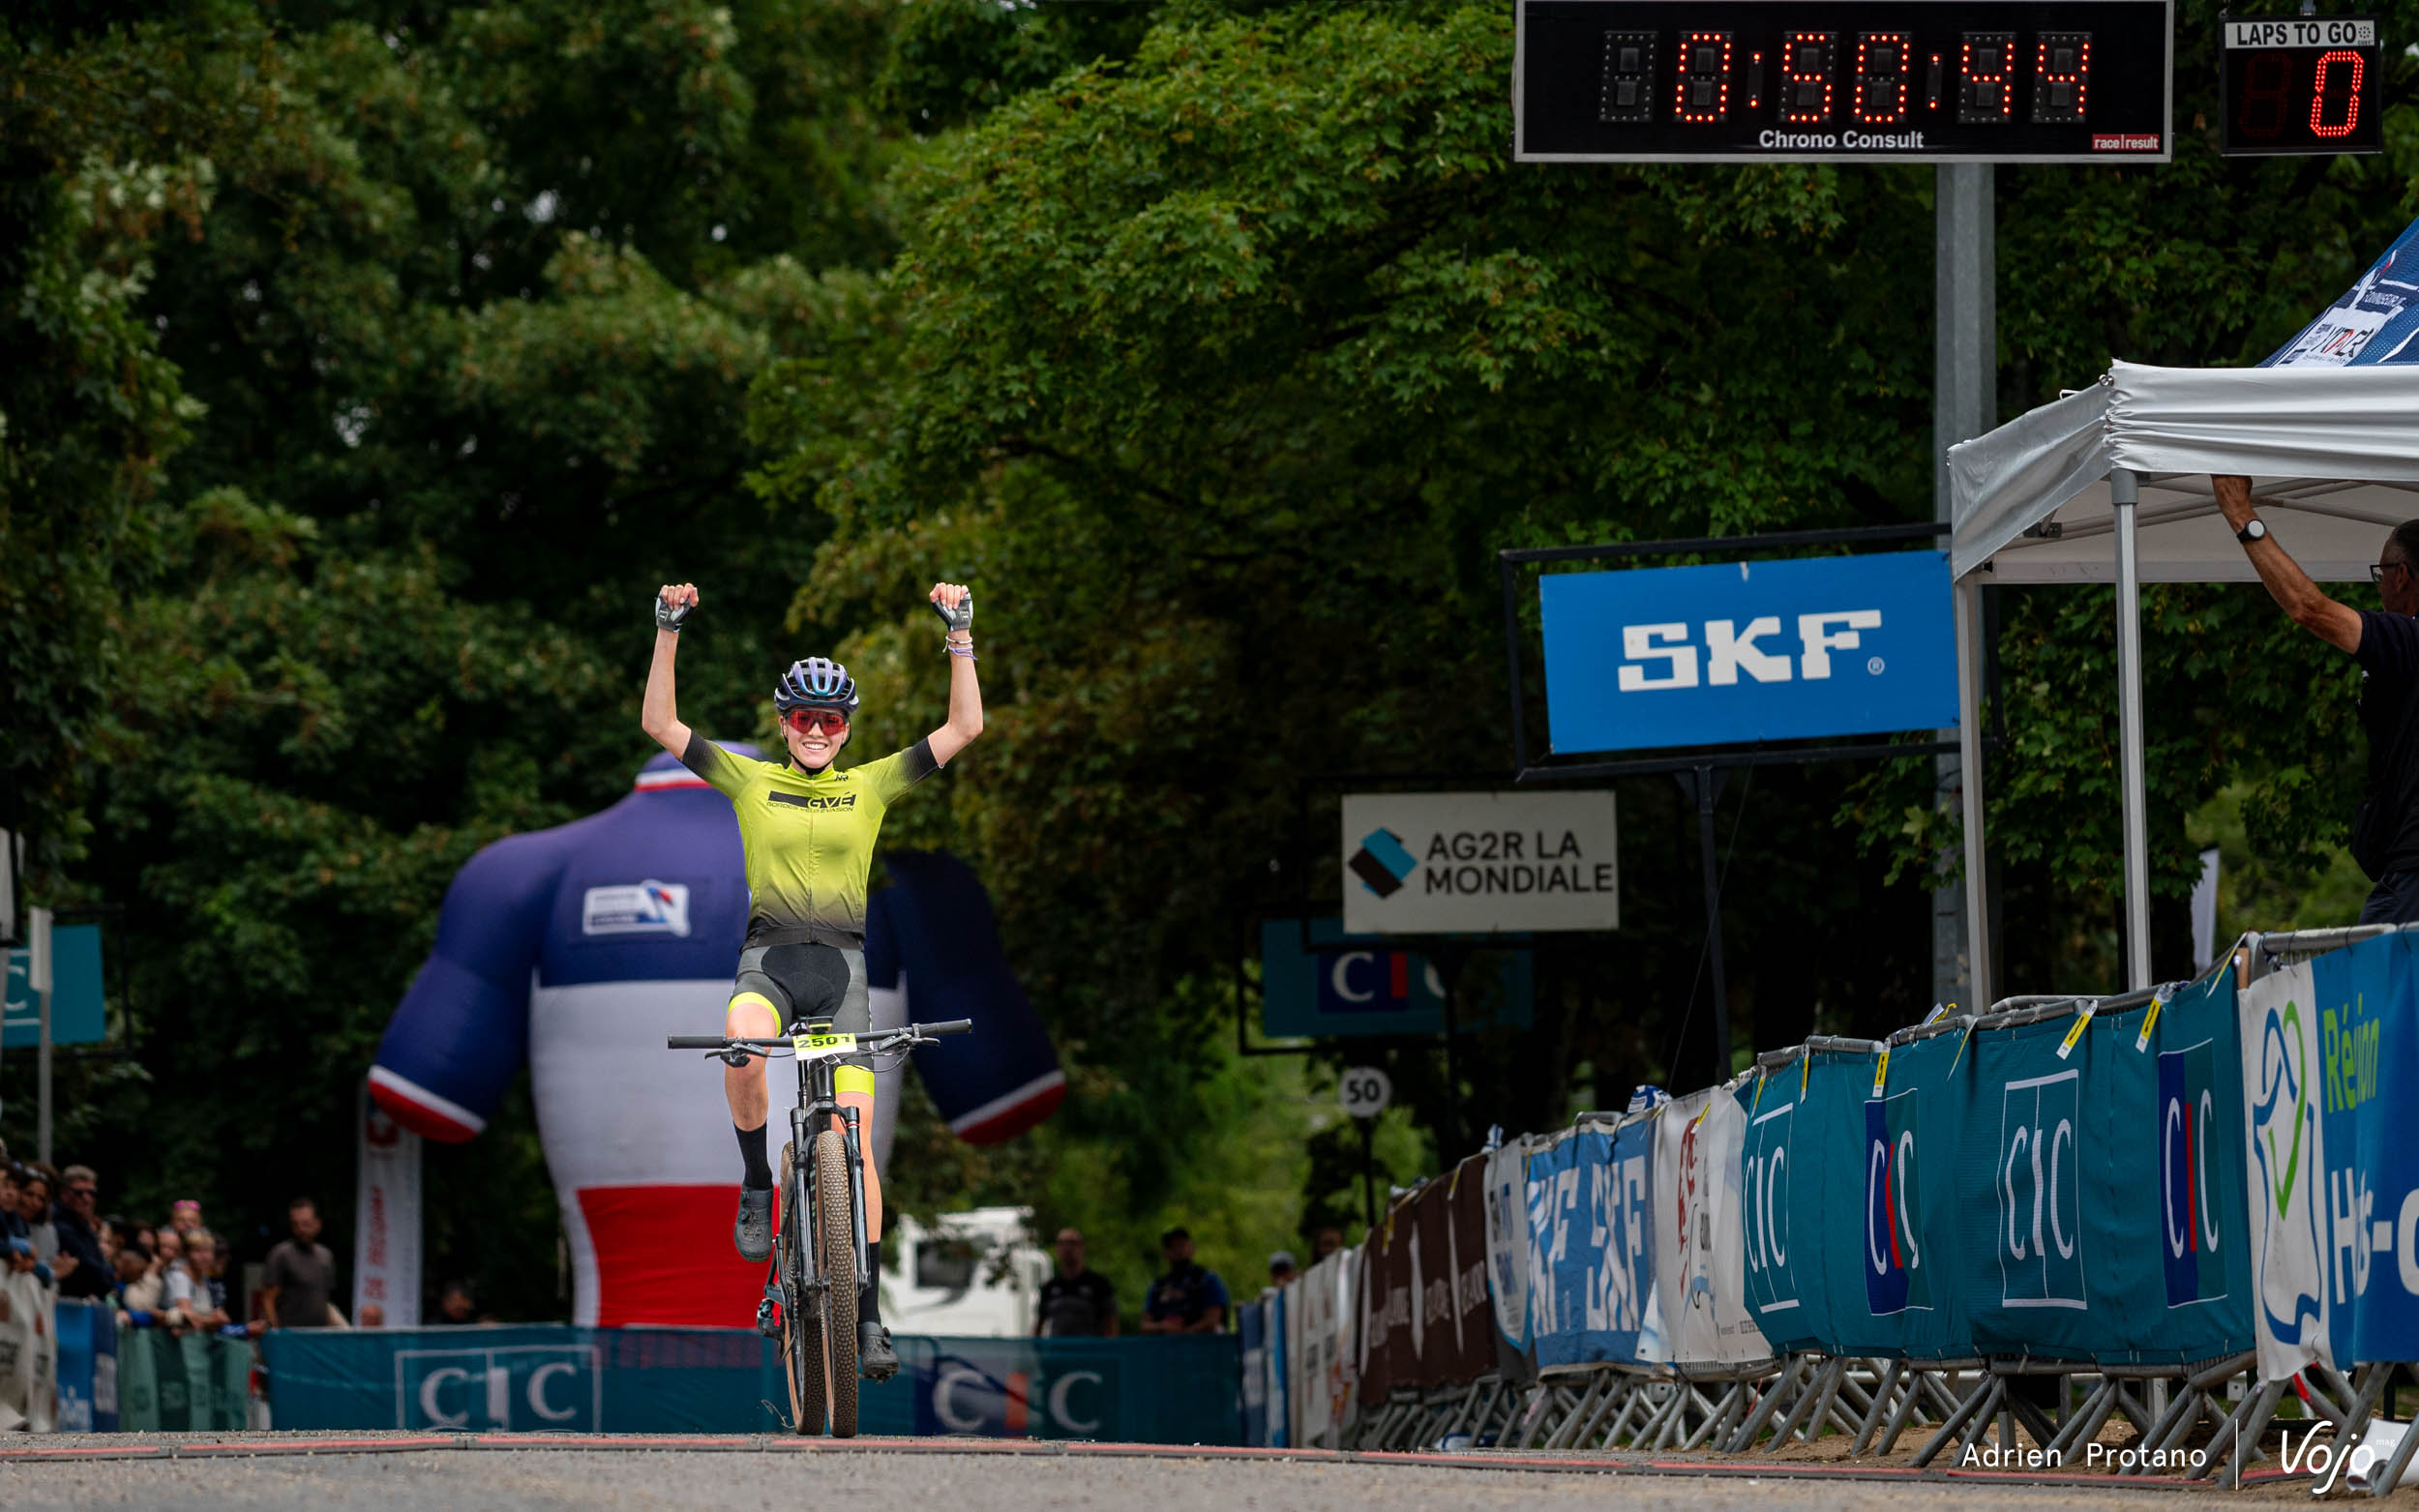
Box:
[2241,934,2419,1379]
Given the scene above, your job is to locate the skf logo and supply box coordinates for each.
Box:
[1742,1101,1798,1318]
[1998,1070,2084,1310]
[2161,1041,2228,1307]
[916,1352,1116,1438]
[1347,828,1418,898]
[1865,1091,1927,1316]
[581,879,691,937]
[1617,611,1883,692]
[396,1346,599,1430]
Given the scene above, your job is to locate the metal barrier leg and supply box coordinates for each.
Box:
[1851,1361,1902,1455]
[2047,1377,2119,1460]
[1763,1357,1838,1452]
[2370,1371,2419,1498]
[1682,1379,1744,1452]
[1510,1382,1569,1450]
[1541,1374,1609,1452]
[2193,1378,2285,1487]
[1726,1358,1803,1453]
[1911,1374,1999,1468]
[1875,1367,1935,1457]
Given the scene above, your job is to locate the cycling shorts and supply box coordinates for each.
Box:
[733,943,870,1040]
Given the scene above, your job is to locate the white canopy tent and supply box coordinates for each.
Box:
[1947,359,2419,995]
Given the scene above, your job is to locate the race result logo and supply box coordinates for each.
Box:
[1347,828,1418,899]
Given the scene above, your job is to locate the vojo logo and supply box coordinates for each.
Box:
[1615,610,1885,691]
[395,1345,600,1430]
[1742,1099,1799,1318]
[914,1350,1117,1438]
[2160,1040,2228,1308]
[1998,1069,2085,1310]
[1865,1089,1928,1317]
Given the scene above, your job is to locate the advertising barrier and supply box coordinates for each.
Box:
[2241,931,2419,1380]
[1482,1139,1537,1380]
[1288,1246,1357,1446]
[263,1327,1239,1442]
[1523,1118,1659,1369]
[0,1270,57,1431]
[1652,1085,1769,1367]
[117,1327,250,1431]
[51,1298,117,1432]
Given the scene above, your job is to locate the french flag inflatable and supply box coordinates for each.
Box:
[369,747,1064,1326]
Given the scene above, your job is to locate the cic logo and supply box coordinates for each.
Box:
[1864,1090,1928,1316]
[2161,1041,2228,1307]
[1998,1070,2085,1311]
[395,1346,599,1430]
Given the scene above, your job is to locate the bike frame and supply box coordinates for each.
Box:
[781,1021,872,1318]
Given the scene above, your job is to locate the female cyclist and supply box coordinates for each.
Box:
[641,578,981,1379]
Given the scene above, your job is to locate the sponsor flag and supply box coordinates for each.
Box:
[2241,961,2330,1379]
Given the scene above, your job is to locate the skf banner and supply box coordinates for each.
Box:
[1524,1120,1662,1368]
[1653,1086,1771,1365]
[1483,1139,1538,1379]
[1538,550,1957,755]
[2242,959,2331,1379]
[354,1079,424,1328]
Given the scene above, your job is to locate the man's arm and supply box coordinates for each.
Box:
[2215,475,2363,653]
[1185,1306,1226,1335]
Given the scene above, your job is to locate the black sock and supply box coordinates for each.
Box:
[735,1122,771,1190]
[863,1239,883,1324]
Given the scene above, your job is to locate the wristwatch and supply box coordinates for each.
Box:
[2236,518,2268,546]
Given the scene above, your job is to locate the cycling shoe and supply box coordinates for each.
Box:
[733,1186,774,1263]
[859,1321,899,1381]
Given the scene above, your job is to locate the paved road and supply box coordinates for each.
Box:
[0,1444,2306,1512]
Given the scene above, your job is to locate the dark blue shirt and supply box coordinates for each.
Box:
[2354,611,2419,876]
[1144,1261,1229,1330]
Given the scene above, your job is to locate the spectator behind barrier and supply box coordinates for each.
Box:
[1268,1251,1297,1289]
[1140,1227,1229,1335]
[1311,1227,1343,1262]
[51,1165,110,1299]
[263,1197,343,1329]
[15,1169,60,1269]
[434,1281,488,1324]
[1035,1228,1119,1337]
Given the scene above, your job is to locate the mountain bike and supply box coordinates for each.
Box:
[669,1016,972,1437]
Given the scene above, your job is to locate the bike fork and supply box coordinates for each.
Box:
[841,1104,871,1309]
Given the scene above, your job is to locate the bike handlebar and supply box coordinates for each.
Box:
[665,1019,973,1052]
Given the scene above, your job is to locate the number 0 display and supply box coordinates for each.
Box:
[2219,15,2382,156]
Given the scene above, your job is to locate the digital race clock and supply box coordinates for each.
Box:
[1515,0,2174,163]
[2220,14,2382,155]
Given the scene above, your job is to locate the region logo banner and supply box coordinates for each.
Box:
[2241,961,2331,1380]
[1341,791,1617,935]
[1538,550,1956,755]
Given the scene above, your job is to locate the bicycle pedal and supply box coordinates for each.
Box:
[756,1298,781,1339]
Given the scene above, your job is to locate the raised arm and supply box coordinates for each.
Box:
[642,582,699,756]
[2214,476,2363,653]
[925,581,984,767]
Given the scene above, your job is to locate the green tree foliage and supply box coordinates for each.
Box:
[7,0,2419,1317]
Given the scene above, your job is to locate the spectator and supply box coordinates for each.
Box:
[15,1169,60,1269]
[434,1281,481,1324]
[180,1231,231,1331]
[114,1241,164,1314]
[50,1164,110,1298]
[158,1228,195,1326]
[1034,1228,1119,1337]
[1268,1250,1297,1288]
[358,1302,386,1328]
[263,1197,338,1330]
[167,1199,204,1239]
[1140,1227,1229,1335]
[1311,1227,1344,1262]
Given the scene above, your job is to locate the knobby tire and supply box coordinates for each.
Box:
[779,1141,826,1436]
[814,1126,860,1438]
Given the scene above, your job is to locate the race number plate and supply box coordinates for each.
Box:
[791,1031,859,1061]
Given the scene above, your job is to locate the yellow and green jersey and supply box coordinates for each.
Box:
[680,733,939,949]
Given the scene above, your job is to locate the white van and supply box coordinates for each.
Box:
[881,1206,1053,1337]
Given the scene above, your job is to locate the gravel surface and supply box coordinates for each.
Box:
[0,1443,2298,1512]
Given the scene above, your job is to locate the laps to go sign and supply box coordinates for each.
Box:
[1538,549,1956,756]
[1343,791,1617,935]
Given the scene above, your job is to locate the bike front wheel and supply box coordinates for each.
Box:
[779,1141,826,1436]
[813,1126,860,1437]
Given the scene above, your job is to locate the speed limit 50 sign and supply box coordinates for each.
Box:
[1339,1066,1392,1119]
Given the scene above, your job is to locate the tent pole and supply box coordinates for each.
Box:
[1955,574,1991,1008]
[2111,467,2152,991]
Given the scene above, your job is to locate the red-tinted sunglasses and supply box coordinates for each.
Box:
[785,708,850,735]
